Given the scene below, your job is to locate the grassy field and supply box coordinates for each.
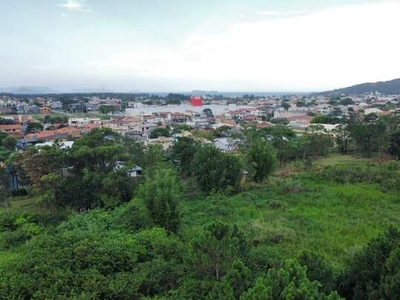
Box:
[316,153,370,166]
[2,153,398,271]
[0,196,43,214]
[276,153,372,175]
[182,176,400,269]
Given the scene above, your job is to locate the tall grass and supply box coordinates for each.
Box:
[182,176,400,269]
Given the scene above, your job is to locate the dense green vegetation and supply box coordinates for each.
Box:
[321,78,400,96]
[2,164,400,298]
[2,115,400,298]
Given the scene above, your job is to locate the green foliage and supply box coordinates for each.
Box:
[190,221,248,280]
[347,118,387,157]
[311,114,343,124]
[99,105,118,114]
[143,144,165,170]
[317,163,400,192]
[277,178,305,195]
[298,250,336,293]
[165,93,189,103]
[241,277,272,300]
[246,138,276,182]
[389,129,400,159]
[333,124,352,154]
[206,281,235,300]
[259,125,296,167]
[150,127,171,139]
[0,213,186,299]
[170,137,199,176]
[0,212,45,250]
[165,98,181,105]
[281,100,291,111]
[224,259,253,298]
[214,125,233,138]
[0,118,15,125]
[111,200,152,232]
[338,227,400,299]
[25,122,43,133]
[243,259,343,299]
[192,145,244,193]
[20,128,140,210]
[137,168,181,233]
[300,125,333,159]
[2,135,17,151]
[6,118,400,299]
[271,117,289,125]
[42,115,68,124]
[339,97,355,106]
[172,124,192,134]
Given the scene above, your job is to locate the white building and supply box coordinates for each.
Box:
[68,118,102,127]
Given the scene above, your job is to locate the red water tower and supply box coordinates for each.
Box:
[190,96,203,106]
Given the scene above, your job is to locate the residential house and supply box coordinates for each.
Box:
[68,118,102,127]
[147,136,175,150]
[0,124,22,134]
[69,102,87,113]
[214,138,238,153]
[40,107,52,114]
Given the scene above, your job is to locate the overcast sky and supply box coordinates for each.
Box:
[1,0,400,92]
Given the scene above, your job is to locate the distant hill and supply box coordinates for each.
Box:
[70,88,114,93]
[190,90,219,95]
[0,86,57,94]
[321,78,400,96]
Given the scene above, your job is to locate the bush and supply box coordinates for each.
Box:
[317,163,400,192]
[9,189,28,197]
[0,213,18,232]
[268,200,288,211]
[278,179,305,195]
[0,230,27,250]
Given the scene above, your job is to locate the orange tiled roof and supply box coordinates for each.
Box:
[257,122,272,128]
[223,120,237,127]
[25,127,82,140]
[0,124,22,131]
[82,124,102,130]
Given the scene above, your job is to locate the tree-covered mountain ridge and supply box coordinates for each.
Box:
[321,78,400,95]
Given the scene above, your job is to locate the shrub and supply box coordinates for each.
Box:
[268,200,288,211]
[9,188,28,197]
[0,230,27,250]
[278,179,305,195]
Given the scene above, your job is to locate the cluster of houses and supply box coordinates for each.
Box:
[0,95,123,115]
[1,92,399,152]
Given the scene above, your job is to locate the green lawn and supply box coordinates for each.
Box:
[182,177,400,269]
[276,153,372,175]
[0,196,44,214]
[316,153,370,166]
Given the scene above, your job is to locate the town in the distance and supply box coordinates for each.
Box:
[0,78,398,154]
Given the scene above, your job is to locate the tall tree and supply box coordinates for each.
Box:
[242,259,343,300]
[190,221,248,280]
[170,137,199,176]
[246,138,276,183]
[259,125,296,167]
[137,168,181,233]
[333,124,352,154]
[339,227,400,299]
[389,129,400,159]
[192,145,243,193]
